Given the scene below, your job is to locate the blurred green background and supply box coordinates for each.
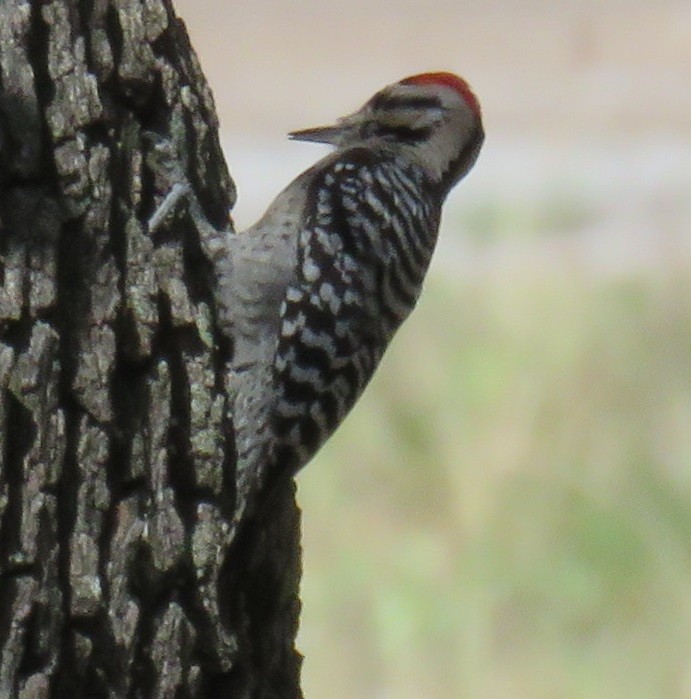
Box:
[299,237,691,699]
[176,1,691,695]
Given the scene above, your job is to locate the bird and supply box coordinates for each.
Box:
[150,72,484,512]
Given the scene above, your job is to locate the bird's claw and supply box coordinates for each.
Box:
[148,182,193,233]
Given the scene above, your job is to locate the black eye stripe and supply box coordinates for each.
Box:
[364,123,433,143]
[370,95,443,112]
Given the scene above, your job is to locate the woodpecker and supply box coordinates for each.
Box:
[152,72,483,505]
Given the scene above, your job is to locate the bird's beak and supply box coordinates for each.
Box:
[288,123,344,145]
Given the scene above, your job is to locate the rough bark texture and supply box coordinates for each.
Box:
[0,1,302,696]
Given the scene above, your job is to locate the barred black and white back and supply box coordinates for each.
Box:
[272,151,442,471]
[221,72,484,493]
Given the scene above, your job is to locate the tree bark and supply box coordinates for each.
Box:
[0,1,302,696]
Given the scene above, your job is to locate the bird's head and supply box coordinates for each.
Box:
[290,72,484,193]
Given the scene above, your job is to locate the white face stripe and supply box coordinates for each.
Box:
[386,80,471,111]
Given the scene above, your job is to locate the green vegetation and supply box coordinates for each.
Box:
[297,241,691,698]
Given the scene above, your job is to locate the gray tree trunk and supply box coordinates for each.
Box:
[0,1,302,696]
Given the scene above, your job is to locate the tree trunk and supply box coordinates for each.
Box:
[0,1,302,696]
